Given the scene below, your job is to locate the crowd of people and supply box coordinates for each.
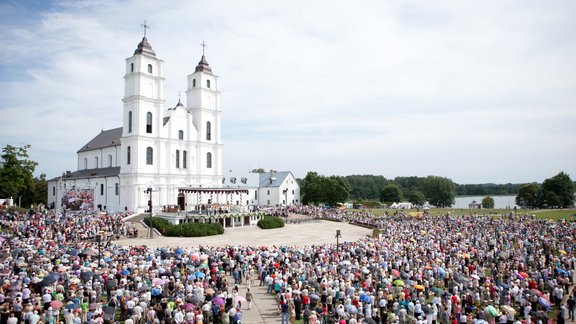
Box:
[0,207,574,324]
[265,214,576,324]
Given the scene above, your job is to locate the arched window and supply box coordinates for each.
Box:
[108,154,113,167]
[147,64,153,74]
[183,150,187,169]
[127,146,131,165]
[206,152,212,169]
[146,112,152,133]
[206,80,211,88]
[176,150,180,168]
[206,121,211,141]
[178,130,184,140]
[94,156,99,168]
[146,147,153,165]
[83,157,88,170]
[130,63,134,72]
[128,111,133,133]
[192,79,196,87]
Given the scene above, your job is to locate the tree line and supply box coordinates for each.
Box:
[300,172,575,208]
[302,173,457,207]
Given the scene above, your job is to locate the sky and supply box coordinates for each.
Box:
[0,0,575,185]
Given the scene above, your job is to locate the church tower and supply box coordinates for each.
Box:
[186,49,222,186]
[119,36,166,210]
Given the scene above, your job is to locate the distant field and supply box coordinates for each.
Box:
[365,207,576,220]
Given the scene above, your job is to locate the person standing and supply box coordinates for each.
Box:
[524,303,532,324]
[294,295,302,321]
[280,301,289,324]
[245,288,253,310]
[568,295,575,321]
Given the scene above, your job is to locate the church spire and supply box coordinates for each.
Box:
[195,41,212,73]
[134,37,156,57]
[134,21,156,57]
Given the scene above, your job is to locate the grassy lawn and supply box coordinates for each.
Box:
[366,207,576,220]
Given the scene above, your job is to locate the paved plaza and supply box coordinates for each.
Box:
[114,219,372,248]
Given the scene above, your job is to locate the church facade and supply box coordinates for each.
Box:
[47,36,299,214]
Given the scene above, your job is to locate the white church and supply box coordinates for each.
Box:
[47,35,300,215]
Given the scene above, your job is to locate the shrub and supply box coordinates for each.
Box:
[257,216,285,229]
[143,217,224,237]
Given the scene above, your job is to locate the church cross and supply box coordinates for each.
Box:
[141,20,150,37]
[201,41,207,56]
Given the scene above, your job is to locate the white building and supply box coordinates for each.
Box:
[47,36,300,214]
[217,170,301,207]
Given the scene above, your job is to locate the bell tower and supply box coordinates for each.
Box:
[120,33,165,172]
[119,31,166,211]
[186,43,222,186]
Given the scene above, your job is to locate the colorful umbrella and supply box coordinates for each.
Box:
[102,306,116,315]
[484,305,498,317]
[501,305,516,315]
[182,303,194,312]
[50,300,64,309]
[65,303,80,310]
[538,297,551,309]
[212,296,225,306]
[530,288,543,297]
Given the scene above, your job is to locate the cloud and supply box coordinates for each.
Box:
[0,0,575,184]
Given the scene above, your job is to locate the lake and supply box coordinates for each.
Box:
[452,195,517,209]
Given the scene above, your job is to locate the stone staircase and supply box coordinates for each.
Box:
[123,213,161,238]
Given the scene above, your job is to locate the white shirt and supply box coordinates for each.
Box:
[173,311,184,323]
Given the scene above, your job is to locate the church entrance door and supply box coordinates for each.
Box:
[177,193,185,211]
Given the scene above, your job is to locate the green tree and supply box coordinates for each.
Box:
[301,172,351,206]
[346,175,388,200]
[301,172,323,205]
[481,196,495,209]
[21,174,48,207]
[422,176,455,207]
[515,183,540,209]
[541,172,574,208]
[540,190,561,208]
[408,190,426,206]
[394,176,425,199]
[0,144,38,201]
[322,176,351,206]
[380,183,403,203]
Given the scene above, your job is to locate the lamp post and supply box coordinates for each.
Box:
[335,230,341,252]
[97,231,102,268]
[145,187,153,238]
